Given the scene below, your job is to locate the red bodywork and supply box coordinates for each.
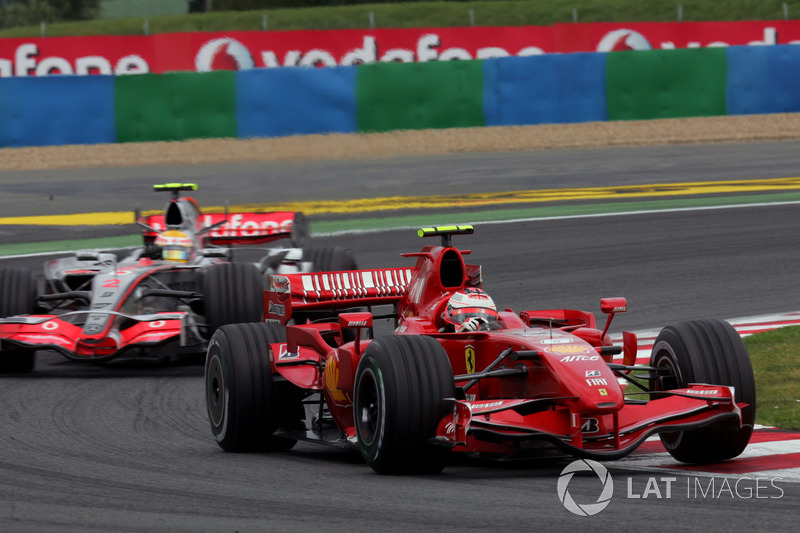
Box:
[263,234,745,459]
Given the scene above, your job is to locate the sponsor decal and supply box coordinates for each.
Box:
[206,214,293,238]
[276,343,296,359]
[597,29,652,52]
[3,23,800,77]
[18,334,69,346]
[682,389,723,396]
[270,275,291,293]
[559,355,601,363]
[149,320,165,328]
[548,344,592,355]
[42,321,59,331]
[540,337,573,344]
[195,38,255,72]
[323,356,348,404]
[465,345,476,374]
[587,378,608,386]
[586,370,601,377]
[471,401,504,411]
[598,388,609,396]
[268,302,286,316]
[581,418,600,434]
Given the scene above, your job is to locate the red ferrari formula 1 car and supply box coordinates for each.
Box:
[0,183,355,373]
[205,226,755,474]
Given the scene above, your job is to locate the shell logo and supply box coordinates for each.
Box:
[547,344,591,355]
[323,356,347,403]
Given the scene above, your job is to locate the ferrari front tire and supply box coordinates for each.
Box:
[205,322,297,452]
[650,319,756,463]
[353,335,454,474]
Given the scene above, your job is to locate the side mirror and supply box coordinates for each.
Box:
[600,297,627,337]
[600,297,627,314]
[339,312,373,355]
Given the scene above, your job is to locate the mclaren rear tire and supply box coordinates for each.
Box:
[303,247,357,272]
[205,322,300,452]
[202,262,264,333]
[354,335,454,474]
[650,319,756,464]
[0,268,38,373]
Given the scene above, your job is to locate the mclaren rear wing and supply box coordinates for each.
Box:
[139,211,299,245]
[265,267,415,323]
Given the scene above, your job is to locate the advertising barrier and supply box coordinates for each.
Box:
[1,37,800,147]
[1,20,800,77]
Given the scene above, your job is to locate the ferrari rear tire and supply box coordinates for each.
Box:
[202,262,263,333]
[354,335,454,474]
[650,319,756,463]
[303,247,357,272]
[205,322,298,452]
[0,268,38,373]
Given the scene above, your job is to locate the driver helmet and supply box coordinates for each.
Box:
[443,288,498,331]
[154,230,195,263]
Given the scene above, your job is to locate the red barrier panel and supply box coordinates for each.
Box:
[2,20,799,78]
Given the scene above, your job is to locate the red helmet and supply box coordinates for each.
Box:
[443,288,498,331]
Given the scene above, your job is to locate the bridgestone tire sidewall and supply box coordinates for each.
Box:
[354,335,453,474]
[204,322,295,452]
[650,319,756,463]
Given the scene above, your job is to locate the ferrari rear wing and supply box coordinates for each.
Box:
[139,211,298,245]
[265,268,414,323]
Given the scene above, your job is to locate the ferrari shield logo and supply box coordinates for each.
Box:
[465,345,476,374]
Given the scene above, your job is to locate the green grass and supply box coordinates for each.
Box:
[3,0,800,37]
[745,326,800,430]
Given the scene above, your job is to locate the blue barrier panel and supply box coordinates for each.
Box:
[0,75,115,147]
[236,66,357,138]
[727,45,800,115]
[483,53,607,126]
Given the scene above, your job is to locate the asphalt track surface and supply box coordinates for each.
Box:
[1,141,799,531]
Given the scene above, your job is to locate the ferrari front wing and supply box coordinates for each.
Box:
[433,385,744,460]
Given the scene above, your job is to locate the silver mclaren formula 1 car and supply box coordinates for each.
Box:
[0,183,356,372]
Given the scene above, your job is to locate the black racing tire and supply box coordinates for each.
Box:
[202,262,264,334]
[303,247,358,272]
[290,212,309,248]
[649,319,756,464]
[205,322,300,452]
[354,335,454,474]
[0,268,38,373]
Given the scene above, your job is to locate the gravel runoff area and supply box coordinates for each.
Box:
[2,114,800,171]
